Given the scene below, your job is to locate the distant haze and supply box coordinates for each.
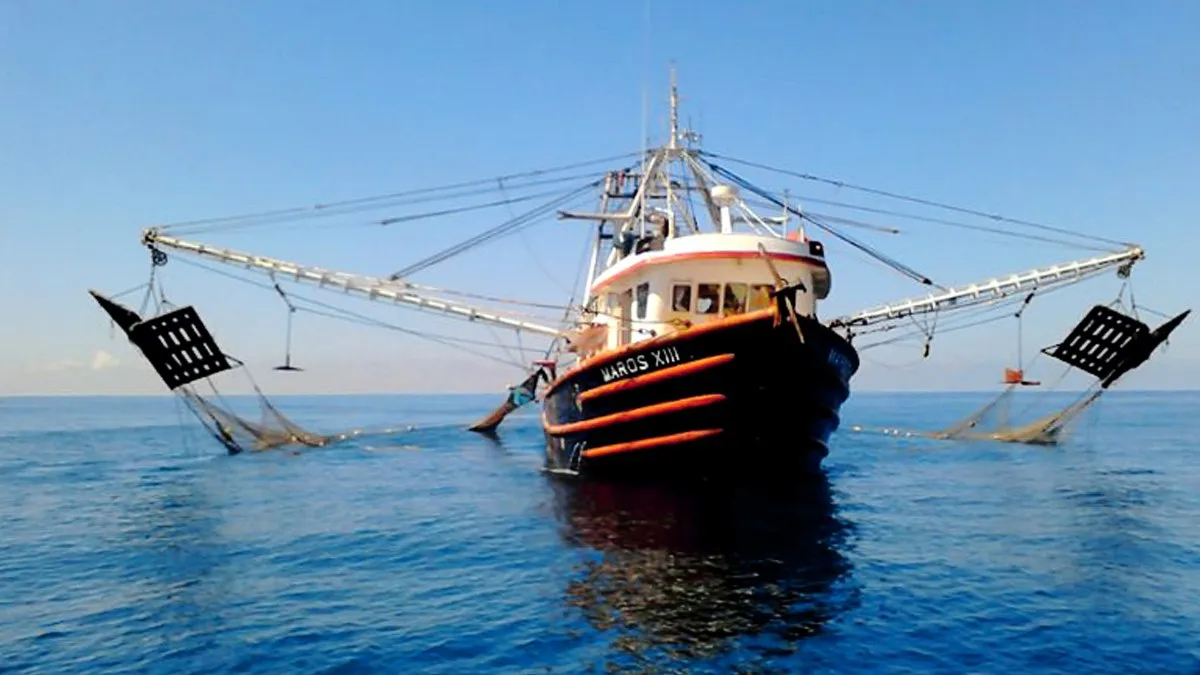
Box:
[4,348,1197,396]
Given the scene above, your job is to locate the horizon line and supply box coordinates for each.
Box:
[2,388,1198,399]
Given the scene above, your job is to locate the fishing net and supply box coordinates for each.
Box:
[887,303,1188,446]
[91,286,556,453]
[177,386,331,452]
[929,386,1102,445]
[89,290,336,454]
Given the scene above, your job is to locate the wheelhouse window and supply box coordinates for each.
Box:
[723,283,748,315]
[635,282,650,319]
[696,284,720,314]
[671,284,691,312]
[669,282,779,318]
[749,284,773,311]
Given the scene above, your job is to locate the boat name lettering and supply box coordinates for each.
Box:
[600,346,685,383]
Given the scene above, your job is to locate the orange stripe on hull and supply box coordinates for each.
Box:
[543,393,726,436]
[578,353,735,404]
[581,428,724,459]
[544,307,776,397]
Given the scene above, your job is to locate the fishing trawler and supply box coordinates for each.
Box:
[88,70,1188,479]
[483,77,857,478]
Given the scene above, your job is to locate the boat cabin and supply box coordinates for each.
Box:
[573,230,831,355]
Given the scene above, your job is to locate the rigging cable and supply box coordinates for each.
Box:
[388,175,618,281]
[496,176,575,297]
[164,173,610,236]
[157,152,642,233]
[697,151,1132,250]
[860,311,1013,351]
[854,267,1117,354]
[1014,291,1036,371]
[289,306,528,369]
[854,283,1064,350]
[747,194,1115,252]
[909,309,938,358]
[544,210,601,363]
[271,278,303,371]
[169,256,535,369]
[374,183,598,228]
[394,282,572,312]
[1109,277,1178,353]
[703,160,940,288]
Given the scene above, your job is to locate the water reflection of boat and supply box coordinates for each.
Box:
[549,473,857,665]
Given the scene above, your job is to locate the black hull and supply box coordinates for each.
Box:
[542,308,859,482]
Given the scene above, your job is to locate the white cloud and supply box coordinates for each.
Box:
[89,350,119,371]
[30,350,120,373]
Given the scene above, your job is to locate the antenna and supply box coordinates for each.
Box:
[639,0,650,176]
[782,189,791,237]
[669,62,679,150]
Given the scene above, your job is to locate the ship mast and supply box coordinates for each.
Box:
[668,65,680,152]
[664,65,678,237]
[562,67,791,309]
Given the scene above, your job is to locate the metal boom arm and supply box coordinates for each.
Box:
[142,229,567,338]
[829,246,1145,330]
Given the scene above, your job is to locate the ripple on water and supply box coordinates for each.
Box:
[0,393,1198,674]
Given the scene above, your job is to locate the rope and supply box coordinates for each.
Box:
[388,177,612,281]
[849,260,1116,346]
[698,151,1131,250]
[167,174,611,236]
[857,297,1028,350]
[905,309,939,358]
[375,184,594,227]
[1014,292,1036,370]
[742,194,1115,252]
[158,152,641,234]
[497,176,576,297]
[703,160,940,288]
[169,256,533,369]
[270,277,301,369]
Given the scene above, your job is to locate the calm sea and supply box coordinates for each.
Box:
[1,391,1197,674]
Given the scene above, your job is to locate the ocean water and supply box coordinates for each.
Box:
[1,391,1197,674]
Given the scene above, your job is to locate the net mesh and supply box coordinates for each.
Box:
[913,303,1185,446]
[179,386,331,452]
[90,290,343,454]
[89,290,540,455]
[928,385,1103,445]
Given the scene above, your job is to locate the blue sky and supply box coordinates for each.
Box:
[2,0,1197,395]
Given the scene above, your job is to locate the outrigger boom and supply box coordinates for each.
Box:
[828,245,1144,332]
[141,229,567,338]
[143,229,1145,343]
